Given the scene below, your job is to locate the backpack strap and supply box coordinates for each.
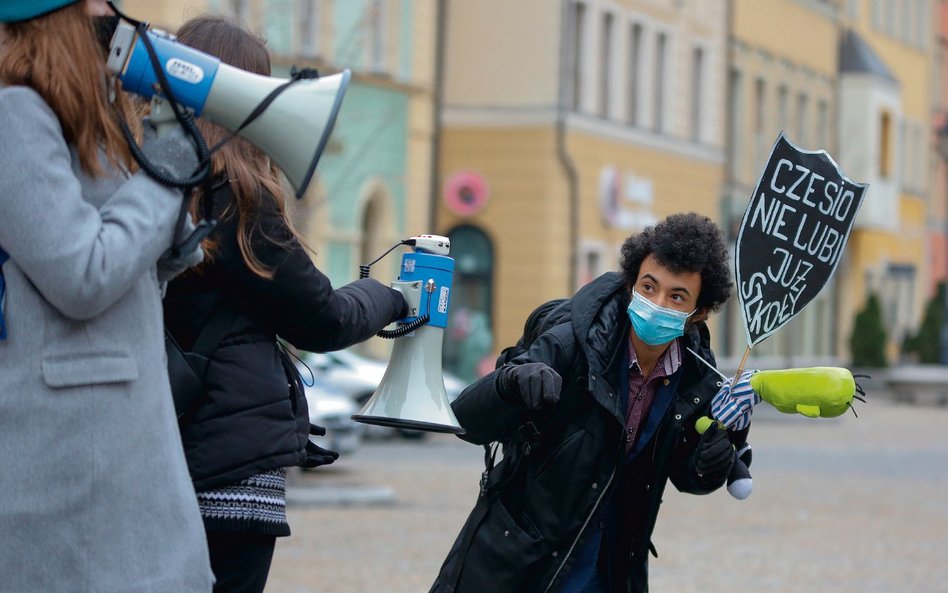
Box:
[171,304,238,423]
[189,304,238,359]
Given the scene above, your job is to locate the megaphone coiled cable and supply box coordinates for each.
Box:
[376,314,430,340]
[360,239,432,339]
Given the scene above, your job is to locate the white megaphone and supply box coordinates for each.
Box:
[105,22,349,198]
[352,236,465,434]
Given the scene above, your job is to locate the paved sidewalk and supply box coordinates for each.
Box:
[267,397,948,593]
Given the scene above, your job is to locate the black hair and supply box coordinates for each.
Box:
[619,212,731,313]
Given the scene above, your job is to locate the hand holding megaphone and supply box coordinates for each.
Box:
[105,17,350,197]
[138,115,201,178]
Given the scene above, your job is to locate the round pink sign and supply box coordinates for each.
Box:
[444,170,489,216]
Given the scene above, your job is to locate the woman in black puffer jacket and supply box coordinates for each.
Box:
[162,15,407,593]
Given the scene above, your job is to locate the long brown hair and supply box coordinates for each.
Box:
[0,2,137,175]
[177,15,303,279]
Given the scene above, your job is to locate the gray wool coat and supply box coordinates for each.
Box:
[0,86,214,592]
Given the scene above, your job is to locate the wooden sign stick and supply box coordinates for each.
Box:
[732,344,751,385]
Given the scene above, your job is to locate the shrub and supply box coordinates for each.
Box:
[850,293,887,368]
[902,283,946,363]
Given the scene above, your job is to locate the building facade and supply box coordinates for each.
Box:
[119,0,440,358]
[835,0,936,362]
[436,0,728,378]
[118,0,946,372]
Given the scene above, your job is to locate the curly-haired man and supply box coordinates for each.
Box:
[431,212,737,593]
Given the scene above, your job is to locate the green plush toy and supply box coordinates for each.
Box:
[749,367,866,418]
[696,366,867,501]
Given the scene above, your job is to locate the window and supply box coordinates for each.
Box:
[728,69,743,179]
[882,264,916,341]
[581,246,604,286]
[916,0,929,49]
[912,124,926,190]
[847,0,860,21]
[902,0,913,42]
[753,78,765,134]
[298,0,321,57]
[753,77,765,161]
[627,22,642,125]
[229,0,251,23]
[796,92,808,146]
[570,2,586,111]
[898,119,908,187]
[886,0,897,36]
[367,0,387,73]
[691,46,704,142]
[816,99,829,149]
[777,85,789,134]
[879,110,892,178]
[653,32,667,132]
[600,12,614,118]
[443,226,494,383]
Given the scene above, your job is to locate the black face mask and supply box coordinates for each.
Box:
[92,15,120,56]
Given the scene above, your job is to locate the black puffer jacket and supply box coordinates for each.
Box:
[164,183,405,491]
[431,272,725,593]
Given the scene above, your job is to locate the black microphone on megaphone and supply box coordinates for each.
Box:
[104,19,349,199]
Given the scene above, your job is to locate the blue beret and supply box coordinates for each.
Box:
[0,0,83,23]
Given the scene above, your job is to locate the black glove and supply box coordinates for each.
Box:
[301,423,340,469]
[395,289,411,320]
[693,424,734,484]
[139,117,200,179]
[498,362,562,410]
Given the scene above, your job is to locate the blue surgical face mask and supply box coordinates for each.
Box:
[627,288,695,346]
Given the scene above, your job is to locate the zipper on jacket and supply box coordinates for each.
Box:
[542,465,616,593]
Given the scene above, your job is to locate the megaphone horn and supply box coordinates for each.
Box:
[106,22,349,198]
[352,236,465,435]
[354,324,463,434]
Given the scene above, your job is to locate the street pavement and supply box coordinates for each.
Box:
[266,395,948,593]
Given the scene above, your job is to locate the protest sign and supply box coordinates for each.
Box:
[735,133,867,348]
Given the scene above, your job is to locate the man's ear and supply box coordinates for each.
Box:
[691,308,709,324]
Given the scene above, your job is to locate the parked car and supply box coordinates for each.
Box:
[295,348,469,440]
[304,381,365,458]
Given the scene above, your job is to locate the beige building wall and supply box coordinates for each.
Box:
[442,0,560,107]
[439,128,569,352]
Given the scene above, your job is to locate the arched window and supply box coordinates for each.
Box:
[443,226,494,383]
[355,184,397,359]
[360,193,386,273]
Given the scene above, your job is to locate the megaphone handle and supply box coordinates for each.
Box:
[150,97,183,138]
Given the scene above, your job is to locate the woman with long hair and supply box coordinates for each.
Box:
[0,1,212,592]
[162,15,408,593]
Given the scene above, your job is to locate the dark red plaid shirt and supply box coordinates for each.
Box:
[625,335,682,453]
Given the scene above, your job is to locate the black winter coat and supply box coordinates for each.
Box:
[431,272,726,593]
[164,183,405,492]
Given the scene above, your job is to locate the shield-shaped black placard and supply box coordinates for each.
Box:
[735,133,868,347]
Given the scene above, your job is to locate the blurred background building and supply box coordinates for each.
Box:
[723,0,839,365]
[123,0,440,360]
[119,0,947,377]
